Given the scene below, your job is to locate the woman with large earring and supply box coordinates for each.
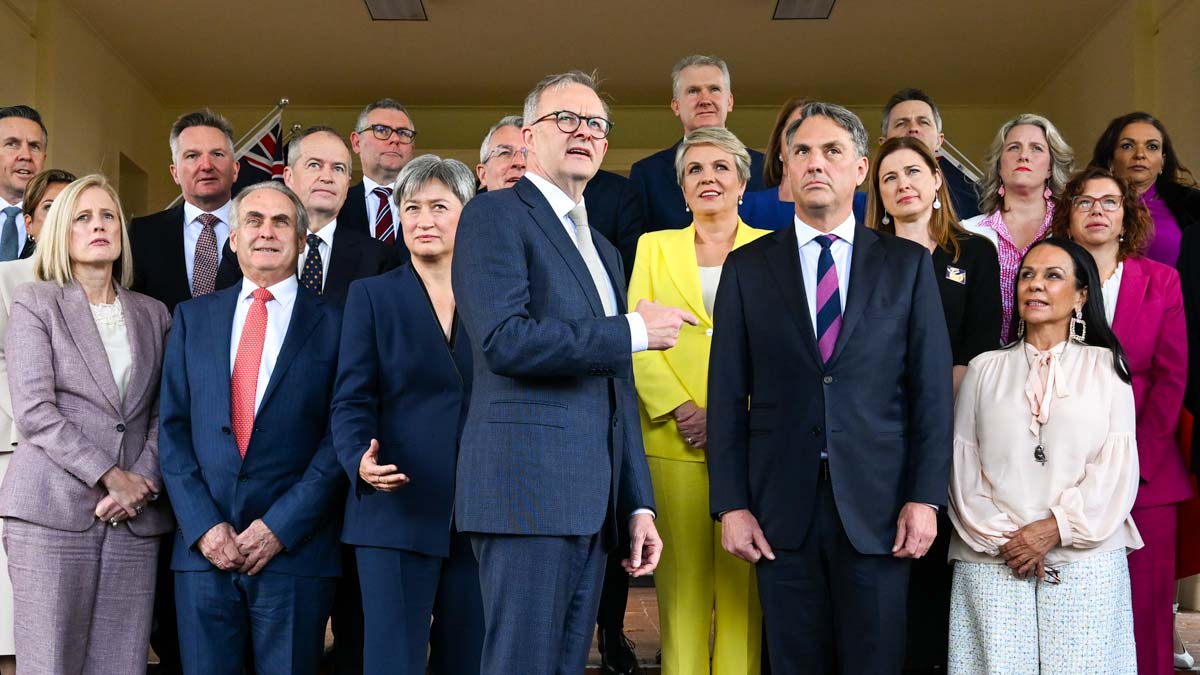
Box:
[962,114,1075,342]
[948,237,1141,674]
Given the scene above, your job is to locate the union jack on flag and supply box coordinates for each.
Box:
[231,112,284,197]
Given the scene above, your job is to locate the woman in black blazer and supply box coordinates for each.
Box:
[866,135,1002,675]
[329,155,482,675]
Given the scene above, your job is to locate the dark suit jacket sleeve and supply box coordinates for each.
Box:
[706,256,752,517]
[452,199,633,379]
[260,430,342,551]
[331,281,380,491]
[6,287,115,487]
[128,302,170,485]
[903,253,955,507]
[961,241,1002,363]
[158,305,227,548]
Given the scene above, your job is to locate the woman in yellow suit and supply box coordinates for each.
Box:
[629,126,768,675]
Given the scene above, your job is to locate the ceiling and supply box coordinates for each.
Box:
[66,0,1124,108]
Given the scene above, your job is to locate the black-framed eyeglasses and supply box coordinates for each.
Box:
[484,145,528,165]
[358,124,418,144]
[531,111,613,139]
[1071,195,1121,212]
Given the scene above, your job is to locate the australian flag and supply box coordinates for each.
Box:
[231,112,284,197]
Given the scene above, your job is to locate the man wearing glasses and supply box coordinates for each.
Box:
[453,71,695,675]
[338,98,415,260]
[476,115,528,192]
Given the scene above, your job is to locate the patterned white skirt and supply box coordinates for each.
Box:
[948,548,1136,675]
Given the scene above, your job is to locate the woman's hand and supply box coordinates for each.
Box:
[358,439,410,492]
[99,467,156,518]
[672,401,707,449]
[94,495,125,524]
[999,517,1061,579]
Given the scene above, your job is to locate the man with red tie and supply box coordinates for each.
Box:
[338,98,414,263]
[159,181,345,675]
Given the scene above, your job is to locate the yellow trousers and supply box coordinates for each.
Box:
[648,456,762,675]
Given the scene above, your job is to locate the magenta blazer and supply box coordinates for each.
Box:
[1112,256,1193,508]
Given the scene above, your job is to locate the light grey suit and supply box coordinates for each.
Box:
[0,280,172,675]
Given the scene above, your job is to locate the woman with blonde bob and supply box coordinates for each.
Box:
[0,174,173,675]
[628,126,768,675]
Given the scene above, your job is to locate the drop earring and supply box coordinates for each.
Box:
[1016,319,1026,339]
[1070,307,1087,344]
[998,184,1006,198]
[738,195,744,206]
[685,205,690,213]
[932,197,942,210]
[1044,185,1053,201]
[881,213,891,225]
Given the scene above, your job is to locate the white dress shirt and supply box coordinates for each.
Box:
[794,213,856,334]
[229,276,298,413]
[183,200,232,292]
[297,220,337,290]
[363,175,397,238]
[0,196,28,255]
[525,171,648,352]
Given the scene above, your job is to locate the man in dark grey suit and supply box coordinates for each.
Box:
[708,102,953,674]
[452,71,696,675]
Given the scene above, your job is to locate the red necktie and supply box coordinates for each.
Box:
[372,186,395,245]
[231,288,273,458]
[193,213,220,296]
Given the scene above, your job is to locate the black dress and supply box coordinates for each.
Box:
[905,231,1002,674]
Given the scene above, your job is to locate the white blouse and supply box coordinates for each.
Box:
[948,341,1143,566]
[90,298,132,402]
[698,265,722,317]
[1101,261,1123,326]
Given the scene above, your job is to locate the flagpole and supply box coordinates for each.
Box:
[165,98,290,209]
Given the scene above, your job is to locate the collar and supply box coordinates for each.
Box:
[308,219,338,248]
[0,196,19,213]
[363,175,390,195]
[239,274,299,306]
[793,212,856,247]
[525,170,584,220]
[183,199,233,228]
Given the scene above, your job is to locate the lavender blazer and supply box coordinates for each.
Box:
[1112,256,1193,508]
[0,281,173,536]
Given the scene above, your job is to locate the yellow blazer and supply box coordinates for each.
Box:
[629,220,768,462]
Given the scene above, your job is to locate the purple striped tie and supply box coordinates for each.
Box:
[814,234,841,363]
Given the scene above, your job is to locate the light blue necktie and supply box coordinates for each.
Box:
[0,207,19,262]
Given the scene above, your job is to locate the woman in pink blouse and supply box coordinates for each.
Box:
[962,114,1075,343]
[948,238,1141,674]
[1051,166,1189,675]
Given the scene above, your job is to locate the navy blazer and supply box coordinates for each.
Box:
[332,265,471,557]
[128,203,243,313]
[707,224,954,555]
[629,141,766,233]
[159,284,344,577]
[451,176,655,544]
[338,182,411,263]
[582,169,646,281]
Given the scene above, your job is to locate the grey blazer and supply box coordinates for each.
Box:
[0,281,173,536]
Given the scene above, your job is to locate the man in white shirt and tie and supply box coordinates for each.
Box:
[338,98,414,262]
[130,109,243,314]
[0,106,48,263]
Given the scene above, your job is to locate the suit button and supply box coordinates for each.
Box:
[810,426,822,436]
[221,427,231,435]
[822,375,833,385]
[115,423,125,432]
[239,474,248,483]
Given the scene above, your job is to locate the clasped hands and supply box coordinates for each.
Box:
[998,517,1061,581]
[93,466,158,526]
[199,520,283,576]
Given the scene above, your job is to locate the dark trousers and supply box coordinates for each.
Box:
[472,532,607,675]
[329,545,364,674]
[151,533,182,674]
[596,530,630,631]
[175,570,336,675]
[756,471,911,675]
[903,511,952,673]
[356,531,484,674]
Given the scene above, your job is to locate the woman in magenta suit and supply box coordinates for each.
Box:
[1053,165,1190,675]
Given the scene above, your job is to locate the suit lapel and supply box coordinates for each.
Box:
[167,204,191,297]
[828,225,883,364]
[764,227,822,367]
[119,293,155,416]
[58,284,123,415]
[324,228,354,294]
[515,178,607,317]
[208,286,239,404]
[257,289,323,412]
[1112,257,1148,338]
[663,226,709,322]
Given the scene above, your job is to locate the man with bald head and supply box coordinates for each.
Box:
[630,55,766,233]
[0,106,47,262]
[453,71,696,675]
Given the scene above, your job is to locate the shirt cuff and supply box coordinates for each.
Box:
[629,508,655,520]
[626,312,648,353]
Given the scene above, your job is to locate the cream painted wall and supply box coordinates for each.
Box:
[1154,0,1200,172]
[0,0,169,216]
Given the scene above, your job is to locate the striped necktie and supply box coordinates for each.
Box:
[814,234,842,363]
[372,186,395,245]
